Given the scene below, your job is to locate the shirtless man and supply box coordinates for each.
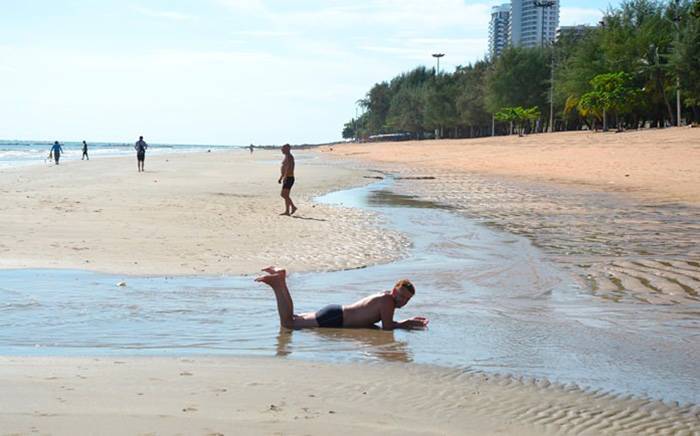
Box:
[255,267,429,330]
[278,144,297,215]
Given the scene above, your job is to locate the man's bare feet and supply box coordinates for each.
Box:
[255,267,287,286]
[261,266,285,276]
[280,212,290,216]
[290,206,297,215]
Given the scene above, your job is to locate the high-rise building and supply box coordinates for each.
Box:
[509,0,559,48]
[489,4,511,59]
[555,25,594,43]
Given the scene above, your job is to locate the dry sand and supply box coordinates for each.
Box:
[2,356,698,435]
[324,127,700,205]
[0,149,407,275]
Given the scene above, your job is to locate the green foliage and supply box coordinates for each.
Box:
[485,47,549,115]
[495,106,541,135]
[343,0,700,139]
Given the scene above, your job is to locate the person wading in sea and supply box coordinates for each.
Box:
[278,143,297,215]
[81,140,89,160]
[50,141,63,165]
[256,266,429,330]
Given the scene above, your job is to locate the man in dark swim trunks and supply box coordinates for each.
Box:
[278,143,297,215]
[255,267,429,330]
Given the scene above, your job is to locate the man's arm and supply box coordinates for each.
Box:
[379,295,428,330]
[278,158,288,183]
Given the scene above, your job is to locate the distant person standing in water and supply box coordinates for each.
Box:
[134,136,148,172]
[249,144,254,154]
[81,140,89,160]
[50,141,63,165]
[278,143,297,215]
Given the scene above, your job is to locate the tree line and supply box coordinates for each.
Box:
[343,0,700,140]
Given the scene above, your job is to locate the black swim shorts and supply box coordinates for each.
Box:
[282,176,295,190]
[315,304,343,328]
[137,151,145,161]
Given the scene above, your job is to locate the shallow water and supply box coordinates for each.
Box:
[1,178,698,405]
[379,168,700,306]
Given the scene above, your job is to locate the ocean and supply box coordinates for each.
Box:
[0,140,240,168]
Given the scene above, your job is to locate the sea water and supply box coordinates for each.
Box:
[0,140,240,168]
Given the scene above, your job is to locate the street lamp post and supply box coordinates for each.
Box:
[534,0,556,132]
[432,53,445,139]
[672,0,682,126]
[432,53,445,75]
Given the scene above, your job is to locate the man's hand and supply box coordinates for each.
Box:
[402,316,429,329]
[278,177,283,184]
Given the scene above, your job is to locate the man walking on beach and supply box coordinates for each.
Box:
[50,141,63,165]
[278,143,297,215]
[81,140,89,160]
[135,136,148,172]
[256,266,429,330]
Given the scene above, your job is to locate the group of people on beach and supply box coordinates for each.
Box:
[48,136,148,171]
[49,135,426,331]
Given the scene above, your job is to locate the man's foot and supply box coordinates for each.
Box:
[261,266,286,276]
[290,206,297,215]
[255,267,286,286]
[280,211,290,216]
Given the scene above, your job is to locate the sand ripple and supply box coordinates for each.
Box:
[337,160,700,305]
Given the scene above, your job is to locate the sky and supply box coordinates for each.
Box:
[0,0,612,145]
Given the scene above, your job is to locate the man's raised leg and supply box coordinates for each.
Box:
[255,267,295,328]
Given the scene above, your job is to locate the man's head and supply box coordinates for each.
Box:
[139,136,144,140]
[54,141,58,145]
[391,279,415,308]
[281,143,291,154]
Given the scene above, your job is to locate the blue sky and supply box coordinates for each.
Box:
[1,0,611,145]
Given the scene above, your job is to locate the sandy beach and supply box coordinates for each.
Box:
[323,128,700,305]
[1,133,699,435]
[0,149,407,275]
[324,127,700,205]
[2,356,698,435]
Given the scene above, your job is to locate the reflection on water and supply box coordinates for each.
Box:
[368,190,454,210]
[277,328,411,363]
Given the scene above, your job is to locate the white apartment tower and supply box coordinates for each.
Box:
[489,4,511,59]
[509,0,560,48]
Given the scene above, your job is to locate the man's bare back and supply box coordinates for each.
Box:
[256,267,429,330]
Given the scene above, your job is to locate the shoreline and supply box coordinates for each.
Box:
[323,128,700,206]
[2,355,697,435]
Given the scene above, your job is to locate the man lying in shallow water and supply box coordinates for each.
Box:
[255,267,429,330]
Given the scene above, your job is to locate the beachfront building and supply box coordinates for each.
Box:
[509,0,560,48]
[555,24,594,42]
[489,4,511,59]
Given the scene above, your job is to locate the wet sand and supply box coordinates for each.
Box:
[2,356,698,435]
[0,149,407,275]
[323,129,700,305]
